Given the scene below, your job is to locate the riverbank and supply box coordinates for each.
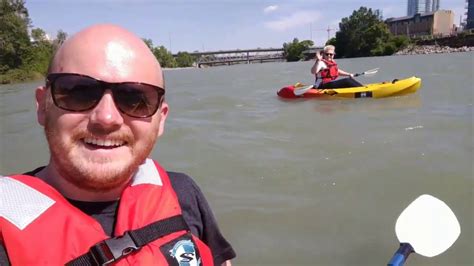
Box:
[162,66,195,71]
[0,66,195,84]
[0,69,43,85]
[2,45,473,84]
[395,45,474,55]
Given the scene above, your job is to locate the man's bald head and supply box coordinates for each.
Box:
[49,24,163,88]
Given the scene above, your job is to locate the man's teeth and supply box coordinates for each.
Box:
[84,138,125,147]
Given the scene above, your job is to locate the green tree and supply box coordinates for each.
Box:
[153,46,176,68]
[175,52,195,67]
[52,30,67,51]
[390,35,410,51]
[282,38,314,62]
[22,27,53,74]
[334,7,385,57]
[0,0,31,73]
[334,7,411,58]
[142,38,153,50]
[22,39,53,75]
[31,28,47,42]
[326,37,336,46]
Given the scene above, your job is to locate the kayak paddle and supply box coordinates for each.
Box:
[293,61,326,96]
[387,194,461,266]
[293,84,316,96]
[293,68,379,96]
[354,68,379,77]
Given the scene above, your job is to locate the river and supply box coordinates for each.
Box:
[1,52,472,265]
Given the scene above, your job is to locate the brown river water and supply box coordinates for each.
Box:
[1,52,472,265]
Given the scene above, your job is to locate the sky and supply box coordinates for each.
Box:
[25,0,468,53]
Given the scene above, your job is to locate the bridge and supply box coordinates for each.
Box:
[173,47,323,67]
[186,48,285,67]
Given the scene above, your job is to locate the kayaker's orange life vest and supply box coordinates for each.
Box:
[316,59,339,84]
[0,159,214,265]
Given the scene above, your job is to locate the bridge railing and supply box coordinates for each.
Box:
[172,47,322,67]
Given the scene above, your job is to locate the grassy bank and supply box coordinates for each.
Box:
[0,70,44,85]
[413,32,474,48]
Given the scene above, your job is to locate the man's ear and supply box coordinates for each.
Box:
[157,102,169,137]
[36,86,47,126]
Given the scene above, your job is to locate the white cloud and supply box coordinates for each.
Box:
[264,10,320,31]
[263,5,279,14]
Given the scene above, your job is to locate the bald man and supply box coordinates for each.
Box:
[0,24,235,265]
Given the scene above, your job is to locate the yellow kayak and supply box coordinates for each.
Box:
[277,76,422,99]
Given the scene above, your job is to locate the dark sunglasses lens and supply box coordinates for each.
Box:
[51,75,103,111]
[114,84,163,118]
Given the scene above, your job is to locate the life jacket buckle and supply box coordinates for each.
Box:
[90,231,139,265]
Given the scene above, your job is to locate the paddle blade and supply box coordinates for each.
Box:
[395,194,461,257]
[354,68,379,77]
[294,85,314,96]
[364,68,379,75]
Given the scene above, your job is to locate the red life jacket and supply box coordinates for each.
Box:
[0,159,214,265]
[317,59,339,84]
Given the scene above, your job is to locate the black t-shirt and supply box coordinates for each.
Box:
[0,170,236,265]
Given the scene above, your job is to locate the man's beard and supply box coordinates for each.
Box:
[44,119,155,192]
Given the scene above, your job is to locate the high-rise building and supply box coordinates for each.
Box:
[466,0,474,29]
[408,0,440,16]
[408,0,422,16]
[431,0,440,12]
[460,0,472,29]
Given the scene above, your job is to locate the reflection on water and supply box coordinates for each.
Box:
[310,94,422,114]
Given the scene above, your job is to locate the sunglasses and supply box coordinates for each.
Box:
[46,73,165,118]
[325,53,335,56]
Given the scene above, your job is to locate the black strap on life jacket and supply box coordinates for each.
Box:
[66,215,188,266]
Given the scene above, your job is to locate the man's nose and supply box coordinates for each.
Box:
[89,90,123,130]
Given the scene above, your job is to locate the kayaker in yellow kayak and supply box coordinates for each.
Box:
[310,45,363,89]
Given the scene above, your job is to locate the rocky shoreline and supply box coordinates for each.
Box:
[395,45,474,55]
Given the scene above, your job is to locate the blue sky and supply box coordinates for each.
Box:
[26,0,467,53]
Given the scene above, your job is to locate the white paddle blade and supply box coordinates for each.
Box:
[395,194,461,257]
[294,85,314,96]
[354,68,379,77]
[364,68,379,74]
[362,68,379,76]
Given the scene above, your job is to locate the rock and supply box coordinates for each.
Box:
[395,44,474,55]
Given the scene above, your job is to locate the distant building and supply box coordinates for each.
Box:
[407,0,440,16]
[408,0,422,16]
[467,0,474,29]
[429,0,440,13]
[386,10,454,37]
